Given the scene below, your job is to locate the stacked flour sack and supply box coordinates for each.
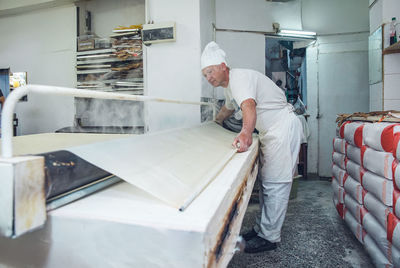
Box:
[333,121,400,267]
[332,121,366,245]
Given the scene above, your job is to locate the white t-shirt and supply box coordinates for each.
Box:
[225,68,291,132]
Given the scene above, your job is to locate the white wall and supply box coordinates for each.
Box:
[144,0,203,132]
[370,0,383,34]
[0,0,75,16]
[200,0,215,99]
[86,0,145,38]
[216,0,302,32]
[371,0,400,110]
[302,0,369,34]
[0,4,76,135]
[369,0,400,111]
[215,0,301,75]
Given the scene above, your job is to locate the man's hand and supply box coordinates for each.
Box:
[232,131,253,152]
[233,98,256,152]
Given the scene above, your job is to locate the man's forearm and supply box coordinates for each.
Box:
[232,98,256,152]
[241,99,256,135]
[215,105,234,125]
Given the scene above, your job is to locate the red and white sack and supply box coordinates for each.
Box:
[362,171,393,206]
[395,188,400,219]
[332,164,347,187]
[346,159,365,183]
[346,143,362,165]
[344,209,365,244]
[363,234,391,268]
[332,152,346,170]
[392,160,400,191]
[362,146,395,180]
[363,212,392,260]
[344,194,365,223]
[344,121,365,148]
[387,213,400,250]
[338,121,351,139]
[343,175,365,204]
[364,192,392,229]
[332,178,345,204]
[363,122,400,152]
[333,194,344,219]
[333,137,346,154]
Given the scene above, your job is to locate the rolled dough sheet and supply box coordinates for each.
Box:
[66,122,237,209]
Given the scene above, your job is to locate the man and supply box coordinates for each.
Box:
[201,42,303,253]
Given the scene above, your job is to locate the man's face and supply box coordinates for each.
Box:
[202,64,226,87]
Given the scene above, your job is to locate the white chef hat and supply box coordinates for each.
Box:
[201,41,228,70]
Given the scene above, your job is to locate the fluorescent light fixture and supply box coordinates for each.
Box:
[279,29,316,36]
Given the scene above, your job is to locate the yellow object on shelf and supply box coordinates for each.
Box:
[114,24,142,30]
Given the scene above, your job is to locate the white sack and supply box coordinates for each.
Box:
[333,137,346,154]
[363,171,393,206]
[363,122,400,152]
[344,194,365,223]
[364,192,392,229]
[332,151,346,170]
[332,178,345,204]
[388,213,400,249]
[344,209,365,244]
[395,189,400,219]
[346,159,365,183]
[347,144,362,165]
[363,234,391,268]
[344,121,366,148]
[362,146,395,180]
[393,246,400,268]
[332,164,347,187]
[363,212,392,260]
[343,175,364,205]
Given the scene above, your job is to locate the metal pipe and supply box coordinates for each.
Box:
[1,84,216,158]
[214,26,275,36]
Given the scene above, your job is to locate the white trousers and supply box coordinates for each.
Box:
[253,111,301,242]
[254,180,292,243]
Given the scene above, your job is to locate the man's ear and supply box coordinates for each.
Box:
[220,62,227,70]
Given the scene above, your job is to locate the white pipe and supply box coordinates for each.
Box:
[1,84,216,158]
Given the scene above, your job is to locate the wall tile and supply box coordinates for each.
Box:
[370,82,383,111]
[384,74,400,99]
[384,99,400,110]
[384,54,400,74]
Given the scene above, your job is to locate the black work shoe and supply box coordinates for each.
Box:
[244,236,277,253]
[242,229,258,241]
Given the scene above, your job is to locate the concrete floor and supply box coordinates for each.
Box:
[228,177,374,268]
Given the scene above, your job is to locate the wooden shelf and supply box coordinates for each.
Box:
[383,41,400,55]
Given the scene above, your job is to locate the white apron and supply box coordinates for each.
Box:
[257,106,303,183]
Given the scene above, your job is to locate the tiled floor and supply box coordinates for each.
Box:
[228,177,374,268]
